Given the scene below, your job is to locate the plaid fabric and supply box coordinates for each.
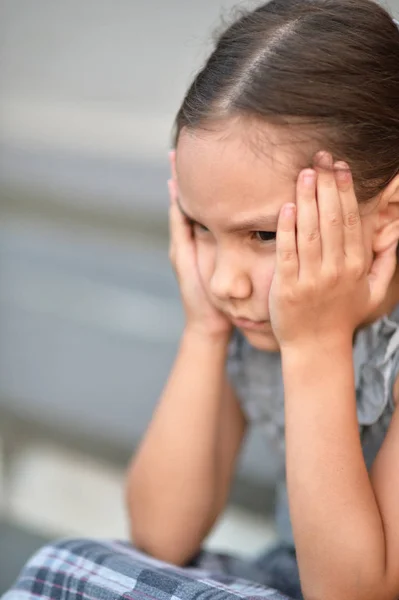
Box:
[2,538,294,600]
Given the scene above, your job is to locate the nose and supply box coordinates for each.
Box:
[209,250,252,301]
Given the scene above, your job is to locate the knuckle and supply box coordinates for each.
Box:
[302,279,317,295]
[284,288,297,304]
[344,211,360,229]
[280,249,296,262]
[324,266,341,285]
[349,258,365,278]
[305,229,320,243]
[328,212,341,227]
[276,284,296,304]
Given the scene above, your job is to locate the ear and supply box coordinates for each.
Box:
[373,174,399,253]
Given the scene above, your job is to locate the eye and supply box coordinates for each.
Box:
[192,222,210,234]
[253,231,276,242]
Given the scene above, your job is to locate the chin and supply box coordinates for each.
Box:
[239,328,280,352]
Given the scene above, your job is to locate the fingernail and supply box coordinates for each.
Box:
[334,162,351,184]
[303,169,315,186]
[315,151,333,169]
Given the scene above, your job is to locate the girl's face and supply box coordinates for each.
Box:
[175,121,300,351]
[175,121,377,351]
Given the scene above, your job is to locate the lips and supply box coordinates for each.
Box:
[230,317,269,331]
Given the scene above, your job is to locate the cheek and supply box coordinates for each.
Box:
[251,256,275,302]
[196,243,215,285]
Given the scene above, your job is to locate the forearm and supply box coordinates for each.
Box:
[127,326,229,563]
[282,339,387,600]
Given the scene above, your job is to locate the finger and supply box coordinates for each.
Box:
[168,180,193,247]
[276,203,298,281]
[168,151,179,210]
[368,242,397,307]
[314,152,344,268]
[296,168,320,278]
[168,177,177,206]
[334,161,364,262]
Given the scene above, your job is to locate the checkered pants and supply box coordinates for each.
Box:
[1,538,302,600]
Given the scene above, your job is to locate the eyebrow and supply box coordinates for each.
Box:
[176,195,279,232]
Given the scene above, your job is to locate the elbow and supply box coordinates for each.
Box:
[126,480,210,567]
[301,580,394,600]
[299,546,395,600]
[129,515,201,566]
[125,469,208,567]
[126,495,199,567]
[304,594,392,600]
[130,529,193,567]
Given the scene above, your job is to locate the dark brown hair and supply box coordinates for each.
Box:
[173,0,399,202]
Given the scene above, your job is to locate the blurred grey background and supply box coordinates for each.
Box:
[0,0,398,591]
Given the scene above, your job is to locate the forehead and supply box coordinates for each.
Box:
[176,120,304,220]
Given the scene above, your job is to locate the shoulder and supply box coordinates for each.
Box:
[386,305,399,407]
[359,305,399,409]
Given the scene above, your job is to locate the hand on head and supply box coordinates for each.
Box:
[168,151,232,340]
[269,152,398,349]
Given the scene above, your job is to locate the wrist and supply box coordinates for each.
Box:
[183,323,232,348]
[280,334,353,368]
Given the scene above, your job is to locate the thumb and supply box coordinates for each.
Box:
[368,242,398,306]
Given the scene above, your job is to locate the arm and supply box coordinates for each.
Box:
[282,342,397,600]
[128,160,247,565]
[126,326,247,566]
[268,153,399,600]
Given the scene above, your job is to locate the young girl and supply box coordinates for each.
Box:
[127,1,399,598]
[5,2,399,600]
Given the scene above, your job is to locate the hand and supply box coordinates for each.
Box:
[269,152,397,349]
[168,163,232,340]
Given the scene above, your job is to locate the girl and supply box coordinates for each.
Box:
[127,1,399,599]
[5,2,399,600]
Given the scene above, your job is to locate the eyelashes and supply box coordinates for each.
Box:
[192,222,209,233]
[253,231,276,242]
[188,219,276,244]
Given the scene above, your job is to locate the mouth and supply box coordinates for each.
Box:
[230,316,269,331]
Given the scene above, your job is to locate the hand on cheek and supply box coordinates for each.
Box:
[168,152,232,340]
[268,152,397,350]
